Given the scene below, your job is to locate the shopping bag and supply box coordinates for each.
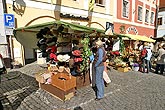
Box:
[103,71,111,83]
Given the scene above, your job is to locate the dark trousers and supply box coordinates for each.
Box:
[155,64,165,74]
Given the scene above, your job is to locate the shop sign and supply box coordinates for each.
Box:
[4,13,15,28]
[126,26,138,34]
[60,13,89,21]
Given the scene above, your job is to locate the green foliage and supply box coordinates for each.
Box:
[80,34,92,72]
[118,35,125,55]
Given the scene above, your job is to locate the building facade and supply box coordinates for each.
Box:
[157,0,165,37]
[113,0,159,38]
[1,0,160,66]
[4,0,114,65]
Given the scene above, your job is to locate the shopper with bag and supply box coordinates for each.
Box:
[93,39,105,101]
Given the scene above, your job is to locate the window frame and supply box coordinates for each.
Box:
[157,17,163,25]
[150,11,155,24]
[95,0,105,7]
[137,6,143,22]
[145,9,149,23]
[122,0,130,18]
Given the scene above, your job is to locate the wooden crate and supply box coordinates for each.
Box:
[117,67,129,72]
[39,83,75,101]
[51,73,76,91]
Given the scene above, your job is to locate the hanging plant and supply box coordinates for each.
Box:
[80,34,92,73]
[118,35,125,55]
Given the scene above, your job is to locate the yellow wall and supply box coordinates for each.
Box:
[7,4,56,27]
[6,0,114,65]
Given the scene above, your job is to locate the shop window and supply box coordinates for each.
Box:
[138,6,142,21]
[145,9,149,23]
[157,17,162,25]
[150,12,154,24]
[122,0,129,18]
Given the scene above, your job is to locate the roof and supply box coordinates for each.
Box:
[15,20,104,33]
[119,34,156,43]
[14,20,105,48]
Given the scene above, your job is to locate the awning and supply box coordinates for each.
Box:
[152,36,165,42]
[14,20,105,48]
[120,34,156,43]
[15,20,104,33]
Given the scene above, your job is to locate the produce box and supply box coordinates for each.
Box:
[35,71,51,83]
[39,83,75,101]
[117,67,129,72]
[35,72,46,84]
[51,73,76,91]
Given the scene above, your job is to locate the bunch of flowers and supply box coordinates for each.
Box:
[132,63,139,67]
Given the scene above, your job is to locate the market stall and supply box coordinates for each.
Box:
[105,34,156,72]
[14,20,106,101]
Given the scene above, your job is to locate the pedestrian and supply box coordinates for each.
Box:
[141,42,152,73]
[155,44,165,74]
[93,39,106,100]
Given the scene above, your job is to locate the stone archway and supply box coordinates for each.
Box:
[86,22,105,30]
[24,16,57,27]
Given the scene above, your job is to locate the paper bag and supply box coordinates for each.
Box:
[103,71,111,83]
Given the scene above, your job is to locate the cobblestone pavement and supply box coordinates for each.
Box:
[0,62,165,110]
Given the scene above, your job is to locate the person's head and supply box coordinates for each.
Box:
[95,39,103,48]
[143,42,148,46]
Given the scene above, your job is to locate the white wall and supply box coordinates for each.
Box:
[157,11,165,37]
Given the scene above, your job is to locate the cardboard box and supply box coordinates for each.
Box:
[35,73,46,83]
[51,73,76,91]
[39,83,75,101]
[35,71,51,83]
[117,67,129,72]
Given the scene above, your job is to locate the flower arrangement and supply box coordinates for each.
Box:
[132,63,139,71]
[132,63,139,67]
[114,57,127,68]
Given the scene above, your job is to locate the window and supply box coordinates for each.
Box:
[150,12,154,24]
[95,0,104,5]
[145,9,149,23]
[157,17,162,25]
[122,0,129,18]
[138,6,142,21]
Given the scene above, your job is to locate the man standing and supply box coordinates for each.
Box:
[142,42,152,73]
[155,44,165,74]
[93,39,106,100]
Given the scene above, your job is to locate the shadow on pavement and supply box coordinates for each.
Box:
[0,71,39,110]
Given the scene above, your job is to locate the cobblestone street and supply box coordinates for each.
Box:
[0,62,165,110]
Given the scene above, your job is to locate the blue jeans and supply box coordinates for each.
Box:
[142,59,150,73]
[95,66,104,99]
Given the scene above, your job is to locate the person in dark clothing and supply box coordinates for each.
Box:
[36,31,48,57]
